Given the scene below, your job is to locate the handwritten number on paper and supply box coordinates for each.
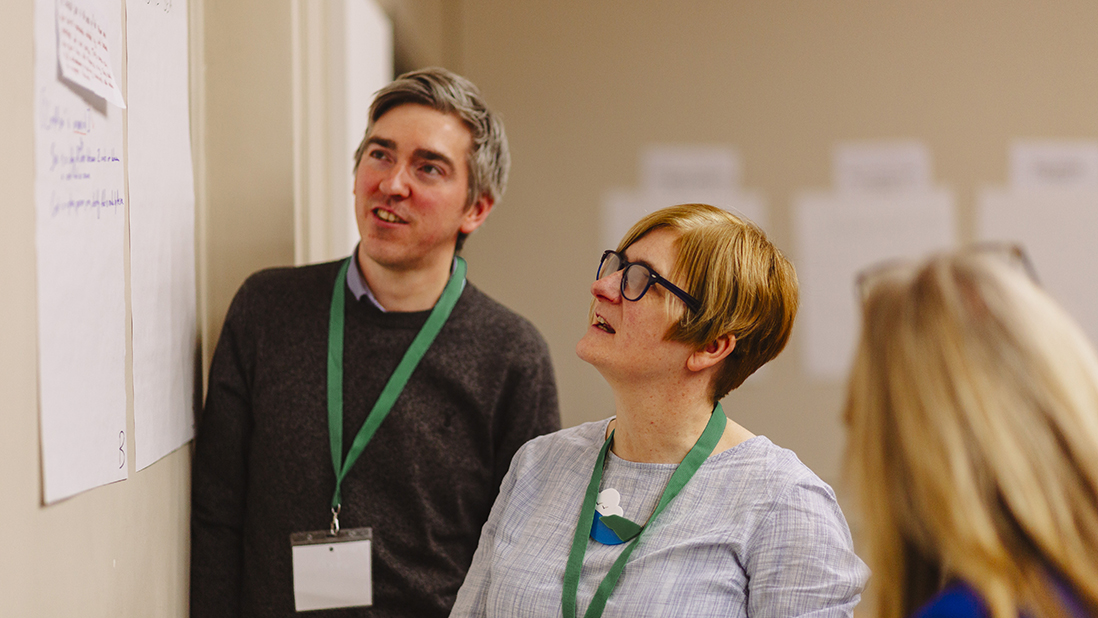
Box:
[118,430,126,469]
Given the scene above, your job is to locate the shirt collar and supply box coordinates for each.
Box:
[346,248,465,312]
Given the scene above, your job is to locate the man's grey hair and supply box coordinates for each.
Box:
[353,67,510,210]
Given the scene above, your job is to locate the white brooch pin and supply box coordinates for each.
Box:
[595,488,624,517]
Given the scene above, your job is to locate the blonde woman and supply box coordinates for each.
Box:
[845,246,1098,618]
[451,204,867,618]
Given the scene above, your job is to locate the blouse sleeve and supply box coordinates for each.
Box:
[743,473,870,618]
[449,442,526,617]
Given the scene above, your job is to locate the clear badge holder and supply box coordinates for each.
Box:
[290,525,373,612]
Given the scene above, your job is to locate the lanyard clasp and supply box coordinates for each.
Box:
[329,504,341,536]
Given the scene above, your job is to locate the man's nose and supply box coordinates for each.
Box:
[379,163,411,197]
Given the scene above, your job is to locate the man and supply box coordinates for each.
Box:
[191,68,560,617]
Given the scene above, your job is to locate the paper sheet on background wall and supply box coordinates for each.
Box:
[126,0,198,470]
[602,145,765,252]
[833,141,932,193]
[977,187,1098,346]
[1010,141,1098,190]
[601,188,766,255]
[641,145,742,194]
[56,0,126,108]
[35,0,128,503]
[794,189,956,381]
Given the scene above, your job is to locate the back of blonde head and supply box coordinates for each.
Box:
[845,252,1098,618]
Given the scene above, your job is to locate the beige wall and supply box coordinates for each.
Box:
[201,0,298,373]
[2,2,192,615]
[5,0,1098,614]
[456,0,1098,487]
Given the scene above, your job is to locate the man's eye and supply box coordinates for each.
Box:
[368,149,388,161]
[420,163,443,176]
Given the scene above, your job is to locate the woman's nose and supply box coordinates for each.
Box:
[591,268,622,303]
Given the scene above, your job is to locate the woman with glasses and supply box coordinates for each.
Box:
[451,203,867,618]
[845,247,1098,618]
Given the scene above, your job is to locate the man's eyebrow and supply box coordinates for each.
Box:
[365,136,396,150]
[413,148,456,169]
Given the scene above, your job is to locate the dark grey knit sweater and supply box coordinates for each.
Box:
[191,259,560,617]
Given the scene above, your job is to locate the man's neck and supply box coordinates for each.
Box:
[356,247,456,312]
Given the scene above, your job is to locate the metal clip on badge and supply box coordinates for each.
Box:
[330,504,341,536]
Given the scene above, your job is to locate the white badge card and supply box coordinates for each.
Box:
[291,528,373,612]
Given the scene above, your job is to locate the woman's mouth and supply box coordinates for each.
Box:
[595,315,615,334]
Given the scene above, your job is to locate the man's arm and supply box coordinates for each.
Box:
[490,331,560,488]
[190,285,255,618]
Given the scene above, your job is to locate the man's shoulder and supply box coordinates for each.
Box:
[223,259,345,329]
[238,259,344,298]
[454,282,552,353]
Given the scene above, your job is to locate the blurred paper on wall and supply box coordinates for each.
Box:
[833,141,932,193]
[977,186,1098,347]
[1010,141,1098,190]
[602,144,765,253]
[601,187,766,254]
[794,189,956,381]
[641,144,742,194]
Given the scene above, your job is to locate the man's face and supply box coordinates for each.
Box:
[354,104,492,273]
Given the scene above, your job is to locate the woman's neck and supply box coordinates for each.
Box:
[607,384,720,464]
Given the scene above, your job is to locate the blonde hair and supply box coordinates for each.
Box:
[615,204,798,400]
[845,250,1098,618]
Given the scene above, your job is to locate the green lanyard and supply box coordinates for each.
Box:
[326,256,467,524]
[562,403,727,618]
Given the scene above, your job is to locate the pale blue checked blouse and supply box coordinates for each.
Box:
[450,418,869,618]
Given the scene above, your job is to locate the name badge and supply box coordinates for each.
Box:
[290,527,373,612]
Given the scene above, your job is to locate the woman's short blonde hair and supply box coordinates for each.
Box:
[615,204,798,401]
[844,249,1098,618]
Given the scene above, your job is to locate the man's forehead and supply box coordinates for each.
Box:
[370,103,471,139]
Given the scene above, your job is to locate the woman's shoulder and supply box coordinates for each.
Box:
[506,419,612,480]
[714,436,835,499]
[516,418,611,458]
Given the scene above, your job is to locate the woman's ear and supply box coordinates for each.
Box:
[686,335,736,373]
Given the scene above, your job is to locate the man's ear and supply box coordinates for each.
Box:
[460,194,495,235]
[686,335,736,373]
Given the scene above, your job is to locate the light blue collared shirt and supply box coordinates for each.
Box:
[346,249,465,312]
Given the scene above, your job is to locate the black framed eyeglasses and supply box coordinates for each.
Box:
[855,242,1039,302]
[597,250,702,313]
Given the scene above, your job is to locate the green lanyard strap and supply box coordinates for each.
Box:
[562,403,727,618]
[327,256,467,511]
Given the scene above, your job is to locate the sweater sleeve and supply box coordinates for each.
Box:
[490,329,560,489]
[190,280,256,618]
[742,471,869,618]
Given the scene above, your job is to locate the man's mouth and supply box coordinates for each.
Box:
[595,315,615,334]
[373,208,407,224]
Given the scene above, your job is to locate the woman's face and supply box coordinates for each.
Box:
[576,228,697,384]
